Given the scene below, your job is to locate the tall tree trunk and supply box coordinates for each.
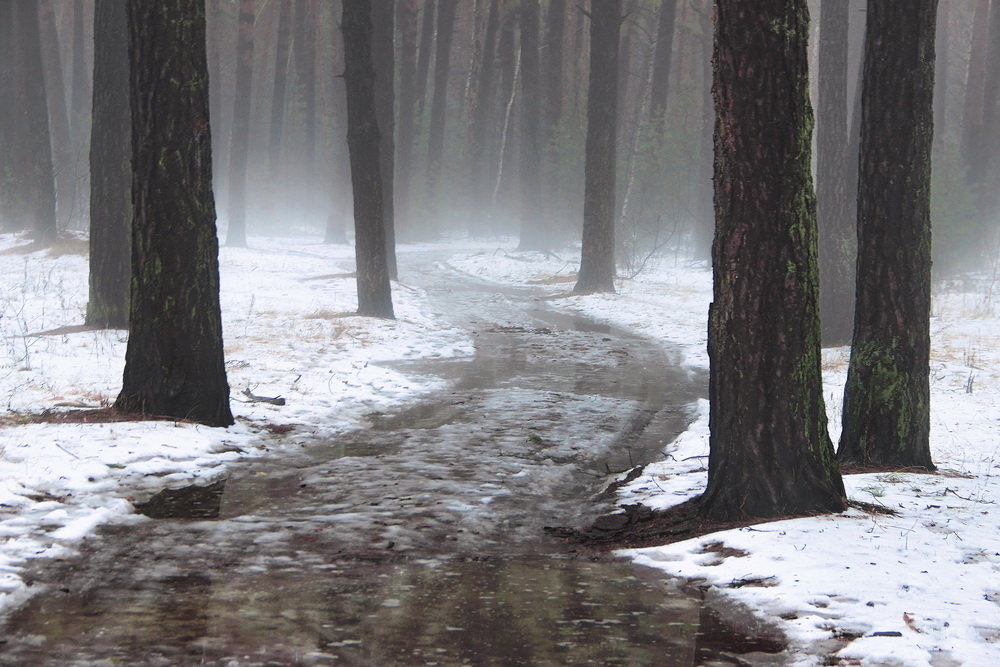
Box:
[225,0,255,248]
[342,0,394,319]
[267,0,292,184]
[933,0,950,140]
[574,0,620,294]
[690,1,714,261]
[396,0,420,234]
[371,0,397,279]
[12,0,57,244]
[71,0,91,142]
[86,0,130,329]
[976,0,1000,223]
[702,0,845,521]
[0,2,16,229]
[415,0,437,118]
[425,0,459,230]
[294,0,318,178]
[817,0,854,346]
[116,0,234,428]
[38,0,74,231]
[517,0,546,251]
[962,0,990,184]
[542,0,566,134]
[839,0,937,470]
[648,0,677,121]
[467,0,502,237]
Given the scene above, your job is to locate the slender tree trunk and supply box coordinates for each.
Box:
[702,0,845,521]
[839,0,937,470]
[962,0,990,184]
[467,0,502,237]
[372,1,397,279]
[976,0,1000,222]
[225,0,255,248]
[116,0,234,428]
[396,0,420,234]
[648,0,677,122]
[817,0,854,346]
[415,0,436,118]
[0,2,16,229]
[86,0,130,329]
[517,0,546,251]
[342,0,394,319]
[574,0,620,294]
[38,0,74,231]
[267,0,292,184]
[542,0,566,134]
[425,0,459,229]
[12,0,57,244]
[71,0,91,142]
[294,0,318,178]
[690,1,714,261]
[933,0,949,141]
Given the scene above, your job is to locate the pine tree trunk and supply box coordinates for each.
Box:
[962,0,990,186]
[38,0,74,231]
[517,0,546,251]
[542,0,566,134]
[648,0,677,122]
[415,0,437,119]
[838,0,937,470]
[467,0,501,237]
[86,0,130,330]
[702,0,845,521]
[817,0,854,346]
[425,0,459,229]
[342,0,394,319]
[372,0,397,280]
[573,0,619,294]
[396,0,420,235]
[225,0,255,248]
[267,0,292,185]
[116,0,233,428]
[976,0,1000,222]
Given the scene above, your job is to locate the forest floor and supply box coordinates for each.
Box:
[0,231,997,665]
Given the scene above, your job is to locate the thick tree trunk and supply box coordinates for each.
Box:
[372,0,397,279]
[225,0,255,248]
[86,0,130,330]
[396,0,420,234]
[342,0,394,319]
[839,0,937,470]
[574,0,619,294]
[116,0,234,428]
[817,0,854,346]
[702,0,845,521]
[517,0,546,251]
[648,0,677,122]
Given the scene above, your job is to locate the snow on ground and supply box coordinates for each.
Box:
[0,232,471,617]
[448,245,1000,667]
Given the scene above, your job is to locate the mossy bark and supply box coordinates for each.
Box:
[342,0,394,319]
[86,0,131,330]
[838,0,936,470]
[702,0,845,522]
[574,0,620,295]
[115,0,233,428]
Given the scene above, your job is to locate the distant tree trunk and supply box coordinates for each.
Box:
[962,0,990,185]
[690,2,714,261]
[86,0,130,330]
[71,0,91,142]
[493,2,518,217]
[648,0,677,122]
[38,0,75,231]
[396,0,420,232]
[372,0,397,280]
[467,0,502,237]
[838,0,937,470]
[976,0,1000,221]
[342,0,394,319]
[415,0,437,118]
[225,0,255,248]
[933,1,949,140]
[294,0,318,177]
[267,0,292,184]
[702,0,845,521]
[425,0,459,222]
[12,0,57,244]
[542,0,566,134]
[817,0,854,346]
[0,2,15,228]
[574,0,619,294]
[116,0,234,428]
[517,0,546,251]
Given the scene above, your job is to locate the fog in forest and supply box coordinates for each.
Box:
[2,0,999,278]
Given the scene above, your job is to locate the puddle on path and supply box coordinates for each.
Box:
[0,254,784,665]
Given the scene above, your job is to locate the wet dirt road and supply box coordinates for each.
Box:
[0,253,782,665]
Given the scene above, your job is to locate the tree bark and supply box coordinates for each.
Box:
[225,0,255,248]
[372,0,397,279]
[574,0,620,294]
[839,0,937,470]
[702,0,845,521]
[817,0,854,346]
[517,0,547,251]
[86,0,130,330]
[116,0,233,427]
[342,0,394,319]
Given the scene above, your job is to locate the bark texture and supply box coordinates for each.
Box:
[839,0,937,470]
[86,0,130,330]
[703,0,845,521]
[116,0,234,427]
[342,0,394,319]
[574,0,620,294]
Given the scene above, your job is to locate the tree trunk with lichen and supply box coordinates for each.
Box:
[701,0,845,521]
[115,0,233,428]
[838,0,937,470]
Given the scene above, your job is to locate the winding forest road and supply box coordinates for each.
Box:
[0,252,748,665]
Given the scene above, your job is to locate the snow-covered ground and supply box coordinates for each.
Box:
[2,233,998,665]
[448,246,1000,667]
[0,232,472,616]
